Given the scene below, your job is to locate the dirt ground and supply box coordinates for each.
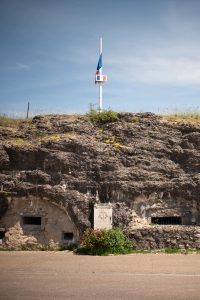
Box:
[0,251,200,300]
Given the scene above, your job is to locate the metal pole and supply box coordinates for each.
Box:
[99,83,102,112]
[99,37,103,112]
[26,101,30,119]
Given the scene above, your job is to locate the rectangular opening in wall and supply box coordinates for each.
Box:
[0,231,5,239]
[151,216,182,225]
[63,232,73,240]
[23,216,41,226]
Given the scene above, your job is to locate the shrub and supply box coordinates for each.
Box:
[76,228,134,255]
[86,107,119,124]
[66,243,78,251]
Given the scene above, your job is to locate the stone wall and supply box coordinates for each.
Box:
[129,226,200,250]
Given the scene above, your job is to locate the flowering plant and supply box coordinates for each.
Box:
[77,228,134,255]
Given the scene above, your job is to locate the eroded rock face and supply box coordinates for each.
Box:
[0,113,200,249]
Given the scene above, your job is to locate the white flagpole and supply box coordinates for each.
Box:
[99,37,103,112]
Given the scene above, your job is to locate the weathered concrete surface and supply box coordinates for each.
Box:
[1,196,79,249]
[0,251,200,300]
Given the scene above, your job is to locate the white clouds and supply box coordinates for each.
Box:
[7,63,31,71]
[15,63,30,70]
[102,1,200,86]
[111,55,200,85]
[107,55,200,85]
[106,39,200,85]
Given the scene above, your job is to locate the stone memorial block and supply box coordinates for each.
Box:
[93,203,113,229]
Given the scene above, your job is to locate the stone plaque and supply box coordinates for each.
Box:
[93,203,113,229]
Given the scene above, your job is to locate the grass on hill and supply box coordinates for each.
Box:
[86,107,119,124]
[162,113,200,125]
[0,115,31,128]
[1,111,200,129]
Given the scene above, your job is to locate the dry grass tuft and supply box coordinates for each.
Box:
[0,115,32,128]
[162,113,200,125]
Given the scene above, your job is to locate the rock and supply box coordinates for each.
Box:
[0,193,9,218]
[0,113,199,247]
[0,145,10,170]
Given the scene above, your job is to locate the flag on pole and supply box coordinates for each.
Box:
[97,53,102,71]
[95,53,102,83]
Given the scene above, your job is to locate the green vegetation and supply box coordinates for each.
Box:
[121,248,200,254]
[75,228,134,256]
[96,126,122,149]
[5,138,33,148]
[4,133,76,149]
[164,247,180,254]
[105,138,121,149]
[163,247,200,254]
[131,249,153,254]
[18,243,69,251]
[40,133,75,142]
[86,107,119,124]
[0,243,199,254]
[0,243,77,251]
[66,243,78,251]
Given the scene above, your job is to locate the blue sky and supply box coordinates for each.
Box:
[0,0,200,116]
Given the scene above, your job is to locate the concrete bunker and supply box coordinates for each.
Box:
[63,232,74,241]
[130,194,200,228]
[0,196,79,249]
[22,216,42,226]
